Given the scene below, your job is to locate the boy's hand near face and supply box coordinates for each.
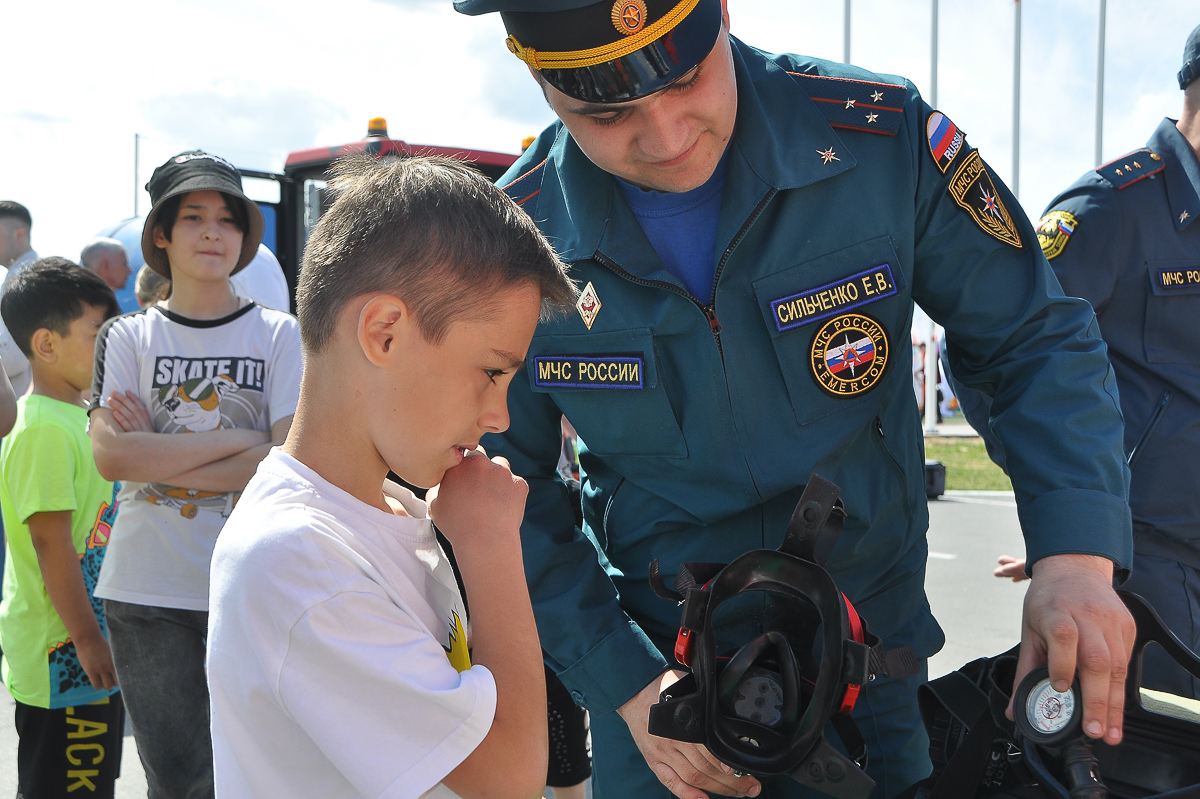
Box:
[428,449,549,799]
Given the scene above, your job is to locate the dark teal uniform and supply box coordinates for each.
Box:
[957,118,1200,698]
[487,38,1132,798]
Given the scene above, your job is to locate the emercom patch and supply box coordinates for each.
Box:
[809,313,890,397]
[948,151,1024,249]
[532,355,644,389]
[1035,211,1077,260]
[771,264,898,333]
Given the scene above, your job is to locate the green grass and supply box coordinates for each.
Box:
[924,437,1013,491]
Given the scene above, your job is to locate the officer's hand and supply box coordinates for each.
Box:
[1011,553,1135,745]
[994,555,1029,582]
[617,670,761,799]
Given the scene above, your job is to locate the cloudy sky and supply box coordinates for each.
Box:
[2,0,1197,262]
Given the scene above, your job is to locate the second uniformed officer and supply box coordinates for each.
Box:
[453,1,1137,796]
[988,24,1200,700]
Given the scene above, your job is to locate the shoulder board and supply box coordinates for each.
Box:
[502,158,547,215]
[1095,148,1164,190]
[787,72,906,136]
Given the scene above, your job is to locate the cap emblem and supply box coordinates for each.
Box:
[612,0,648,35]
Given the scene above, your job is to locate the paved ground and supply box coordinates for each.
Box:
[0,492,1025,796]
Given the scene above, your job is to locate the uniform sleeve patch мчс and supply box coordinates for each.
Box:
[532,354,645,389]
[809,313,890,397]
[771,264,898,333]
[787,72,906,135]
[926,111,965,173]
[1035,211,1077,260]
[948,151,1024,249]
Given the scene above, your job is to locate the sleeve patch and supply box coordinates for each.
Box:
[948,151,1023,249]
[926,111,966,173]
[1035,211,1078,260]
[1095,149,1164,190]
[787,72,906,136]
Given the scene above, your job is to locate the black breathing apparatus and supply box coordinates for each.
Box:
[646,474,919,799]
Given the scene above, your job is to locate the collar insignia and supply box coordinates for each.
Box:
[577,281,602,329]
[817,147,840,165]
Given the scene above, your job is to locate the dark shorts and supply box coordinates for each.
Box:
[15,693,124,799]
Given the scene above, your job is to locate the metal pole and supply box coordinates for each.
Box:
[1012,0,1021,198]
[134,133,140,218]
[1095,0,1106,166]
[844,0,851,64]
[930,0,938,107]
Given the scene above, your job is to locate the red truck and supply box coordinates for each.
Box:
[100,118,521,312]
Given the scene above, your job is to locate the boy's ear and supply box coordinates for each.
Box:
[28,328,58,365]
[357,294,414,366]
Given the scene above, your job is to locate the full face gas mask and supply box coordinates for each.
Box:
[647,474,919,799]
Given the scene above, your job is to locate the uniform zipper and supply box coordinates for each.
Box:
[1127,390,1172,468]
[592,189,777,361]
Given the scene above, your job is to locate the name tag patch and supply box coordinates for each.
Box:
[771,264,898,333]
[533,355,644,389]
[809,313,890,397]
[1158,268,1200,290]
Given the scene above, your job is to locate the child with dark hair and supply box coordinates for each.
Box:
[0,258,124,798]
[88,152,302,798]
[207,155,576,799]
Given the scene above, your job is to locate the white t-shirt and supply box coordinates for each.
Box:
[90,302,301,610]
[207,449,496,799]
[229,243,290,312]
[0,249,39,398]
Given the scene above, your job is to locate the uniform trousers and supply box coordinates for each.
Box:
[588,660,931,799]
[1123,550,1200,700]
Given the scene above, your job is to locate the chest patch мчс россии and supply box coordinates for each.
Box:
[809,313,890,397]
[1035,211,1078,260]
[1157,266,1200,290]
[771,264,898,333]
[948,151,1024,249]
[532,354,645,390]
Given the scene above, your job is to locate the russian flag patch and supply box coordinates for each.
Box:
[926,111,965,173]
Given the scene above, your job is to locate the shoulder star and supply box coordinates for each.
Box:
[817,147,840,165]
[870,90,884,102]
[845,98,856,109]
[1182,210,1191,224]
[865,112,879,124]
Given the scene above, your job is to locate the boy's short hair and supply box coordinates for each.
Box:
[0,201,32,230]
[0,258,121,356]
[296,155,577,353]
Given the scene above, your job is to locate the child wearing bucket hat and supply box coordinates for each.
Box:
[87,150,302,797]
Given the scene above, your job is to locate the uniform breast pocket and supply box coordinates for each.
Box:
[752,237,909,426]
[527,328,688,458]
[1144,260,1200,365]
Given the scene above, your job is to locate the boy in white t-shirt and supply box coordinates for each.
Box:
[207,155,578,799]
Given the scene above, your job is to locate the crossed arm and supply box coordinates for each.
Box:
[90,390,292,492]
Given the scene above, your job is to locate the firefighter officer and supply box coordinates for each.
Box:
[453,0,1138,796]
[984,23,1200,701]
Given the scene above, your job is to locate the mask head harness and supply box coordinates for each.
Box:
[647,474,919,799]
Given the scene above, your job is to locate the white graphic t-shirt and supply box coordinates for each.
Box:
[90,301,302,611]
[207,449,495,799]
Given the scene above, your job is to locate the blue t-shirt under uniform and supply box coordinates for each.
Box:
[617,150,730,301]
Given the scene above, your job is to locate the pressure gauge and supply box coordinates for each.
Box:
[1013,665,1083,746]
